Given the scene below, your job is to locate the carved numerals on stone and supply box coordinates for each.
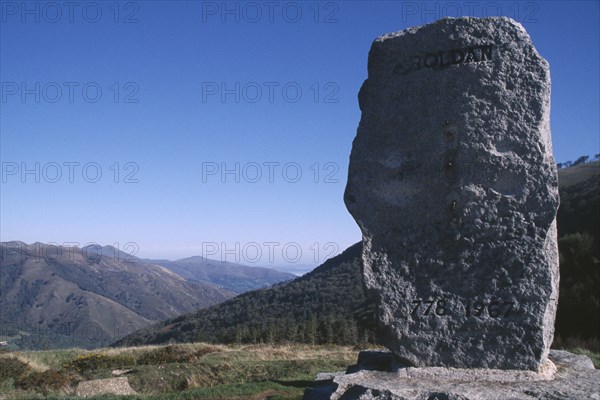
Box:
[411,299,448,316]
[465,299,514,318]
[410,298,516,319]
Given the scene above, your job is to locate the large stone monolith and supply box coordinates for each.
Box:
[344,16,559,371]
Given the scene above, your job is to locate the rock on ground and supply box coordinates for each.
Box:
[76,377,137,397]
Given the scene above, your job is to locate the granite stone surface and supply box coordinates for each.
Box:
[344,17,559,370]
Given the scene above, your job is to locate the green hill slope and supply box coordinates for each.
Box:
[113,243,376,347]
[557,161,600,238]
[555,161,600,342]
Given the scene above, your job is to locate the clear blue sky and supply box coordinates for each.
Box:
[1,1,598,268]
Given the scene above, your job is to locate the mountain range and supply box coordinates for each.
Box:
[0,243,293,349]
[3,161,597,350]
[113,242,376,347]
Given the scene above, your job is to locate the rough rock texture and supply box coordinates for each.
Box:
[344,17,559,370]
[303,350,600,400]
[76,377,137,397]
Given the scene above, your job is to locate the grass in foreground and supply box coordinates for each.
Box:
[0,343,357,399]
[1,342,597,399]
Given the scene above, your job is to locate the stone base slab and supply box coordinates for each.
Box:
[303,350,599,400]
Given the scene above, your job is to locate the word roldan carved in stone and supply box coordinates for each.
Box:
[394,44,494,75]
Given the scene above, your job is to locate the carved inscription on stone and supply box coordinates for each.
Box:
[394,44,494,75]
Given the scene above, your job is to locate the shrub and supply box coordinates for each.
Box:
[136,344,220,365]
[15,369,75,395]
[64,353,113,373]
[0,357,31,381]
[62,345,221,376]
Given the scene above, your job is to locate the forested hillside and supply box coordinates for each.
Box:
[113,243,377,347]
[555,161,600,343]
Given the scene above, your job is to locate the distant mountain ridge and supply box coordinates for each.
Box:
[143,256,295,293]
